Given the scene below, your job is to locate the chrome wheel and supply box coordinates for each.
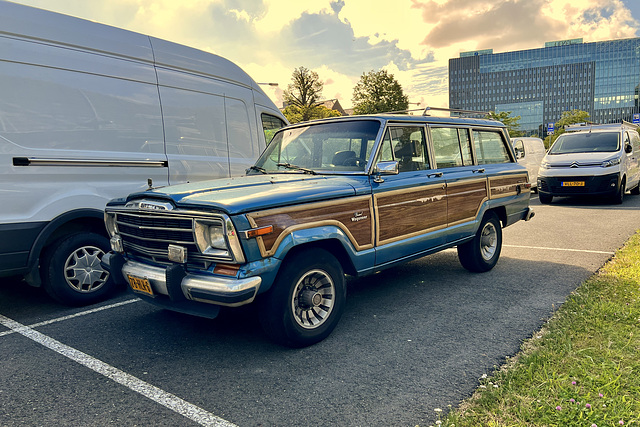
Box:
[63,246,110,293]
[480,222,498,261]
[291,269,335,329]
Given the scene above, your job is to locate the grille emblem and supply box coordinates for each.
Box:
[570,161,580,168]
[125,200,174,211]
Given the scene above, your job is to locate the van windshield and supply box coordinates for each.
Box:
[549,132,620,154]
[250,120,380,174]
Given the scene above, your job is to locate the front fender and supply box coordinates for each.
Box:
[269,224,376,275]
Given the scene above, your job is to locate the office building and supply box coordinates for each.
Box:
[449,38,640,136]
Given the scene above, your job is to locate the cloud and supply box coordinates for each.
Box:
[9,0,640,112]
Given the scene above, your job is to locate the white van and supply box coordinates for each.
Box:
[0,2,287,305]
[511,137,546,191]
[537,122,640,204]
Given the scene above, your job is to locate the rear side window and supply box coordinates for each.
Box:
[473,130,511,164]
[431,127,473,168]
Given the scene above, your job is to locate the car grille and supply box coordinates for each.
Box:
[114,211,224,268]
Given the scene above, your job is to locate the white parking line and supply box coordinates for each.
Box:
[0,298,140,338]
[504,244,615,255]
[0,313,237,427]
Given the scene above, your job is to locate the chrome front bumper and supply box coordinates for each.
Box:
[121,260,261,307]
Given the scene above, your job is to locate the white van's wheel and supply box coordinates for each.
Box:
[457,212,502,273]
[611,179,625,204]
[260,248,346,347]
[42,232,115,306]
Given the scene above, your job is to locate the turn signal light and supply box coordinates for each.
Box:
[245,225,274,238]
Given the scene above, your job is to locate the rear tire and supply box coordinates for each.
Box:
[42,232,115,306]
[260,248,346,347]
[457,212,502,273]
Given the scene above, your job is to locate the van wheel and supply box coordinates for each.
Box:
[457,212,502,273]
[260,248,346,347]
[42,232,115,306]
[611,180,625,204]
[539,193,553,204]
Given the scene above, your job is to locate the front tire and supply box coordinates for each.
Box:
[41,232,115,306]
[260,248,346,347]
[539,193,553,204]
[611,179,625,204]
[457,212,502,273]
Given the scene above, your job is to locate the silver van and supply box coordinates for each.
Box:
[537,122,640,204]
[512,137,546,192]
[0,2,287,305]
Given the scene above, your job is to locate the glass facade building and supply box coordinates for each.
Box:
[449,38,640,136]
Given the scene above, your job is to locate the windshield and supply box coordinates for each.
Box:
[549,131,620,154]
[250,120,380,174]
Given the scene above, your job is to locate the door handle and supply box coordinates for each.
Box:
[427,172,443,178]
[472,168,486,173]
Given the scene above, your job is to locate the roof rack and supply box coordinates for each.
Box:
[565,121,638,132]
[421,106,490,116]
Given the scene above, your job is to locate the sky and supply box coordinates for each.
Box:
[8,0,640,110]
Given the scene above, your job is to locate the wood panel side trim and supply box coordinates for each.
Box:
[374,183,448,246]
[446,178,488,226]
[246,196,374,258]
[489,173,529,199]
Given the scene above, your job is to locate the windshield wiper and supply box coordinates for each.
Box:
[247,165,268,174]
[276,162,317,175]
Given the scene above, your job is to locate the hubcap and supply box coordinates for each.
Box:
[291,269,335,329]
[64,246,110,293]
[479,222,498,261]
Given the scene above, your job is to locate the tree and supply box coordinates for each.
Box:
[544,109,590,148]
[486,111,525,137]
[282,104,341,124]
[352,70,409,115]
[283,66,325,123]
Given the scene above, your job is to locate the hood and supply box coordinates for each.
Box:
[544,151,620,167]
[125,174,365,215]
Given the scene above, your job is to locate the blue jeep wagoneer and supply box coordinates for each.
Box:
[102,113,534,347]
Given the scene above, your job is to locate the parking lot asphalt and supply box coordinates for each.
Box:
[1,194,639,427]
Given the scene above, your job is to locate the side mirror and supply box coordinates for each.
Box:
[625,143,633,154]
[373,161,399,183]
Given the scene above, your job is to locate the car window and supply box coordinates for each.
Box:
[431,127,473,168]
[254,119,380,173]
[513,139,524,158]
[549,131,620,154]
[261,113,287,145]
[473,130,511,164]
[377,126,429,172]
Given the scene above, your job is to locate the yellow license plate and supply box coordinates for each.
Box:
[562,181,585,187]
[127,275,154,296]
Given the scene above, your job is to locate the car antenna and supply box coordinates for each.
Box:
[147,178,153,190]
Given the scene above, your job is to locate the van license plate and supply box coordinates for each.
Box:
[127,275,154,296]
[562,181,585,187]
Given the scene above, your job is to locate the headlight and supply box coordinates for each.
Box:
[601,157,621,168]
[194,220,229,253]
[104,212,118,237]
[207,225,227,250]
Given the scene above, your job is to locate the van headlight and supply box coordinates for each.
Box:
[194,220,229,253]
[104,212,118,237]
[601,157,621,168]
